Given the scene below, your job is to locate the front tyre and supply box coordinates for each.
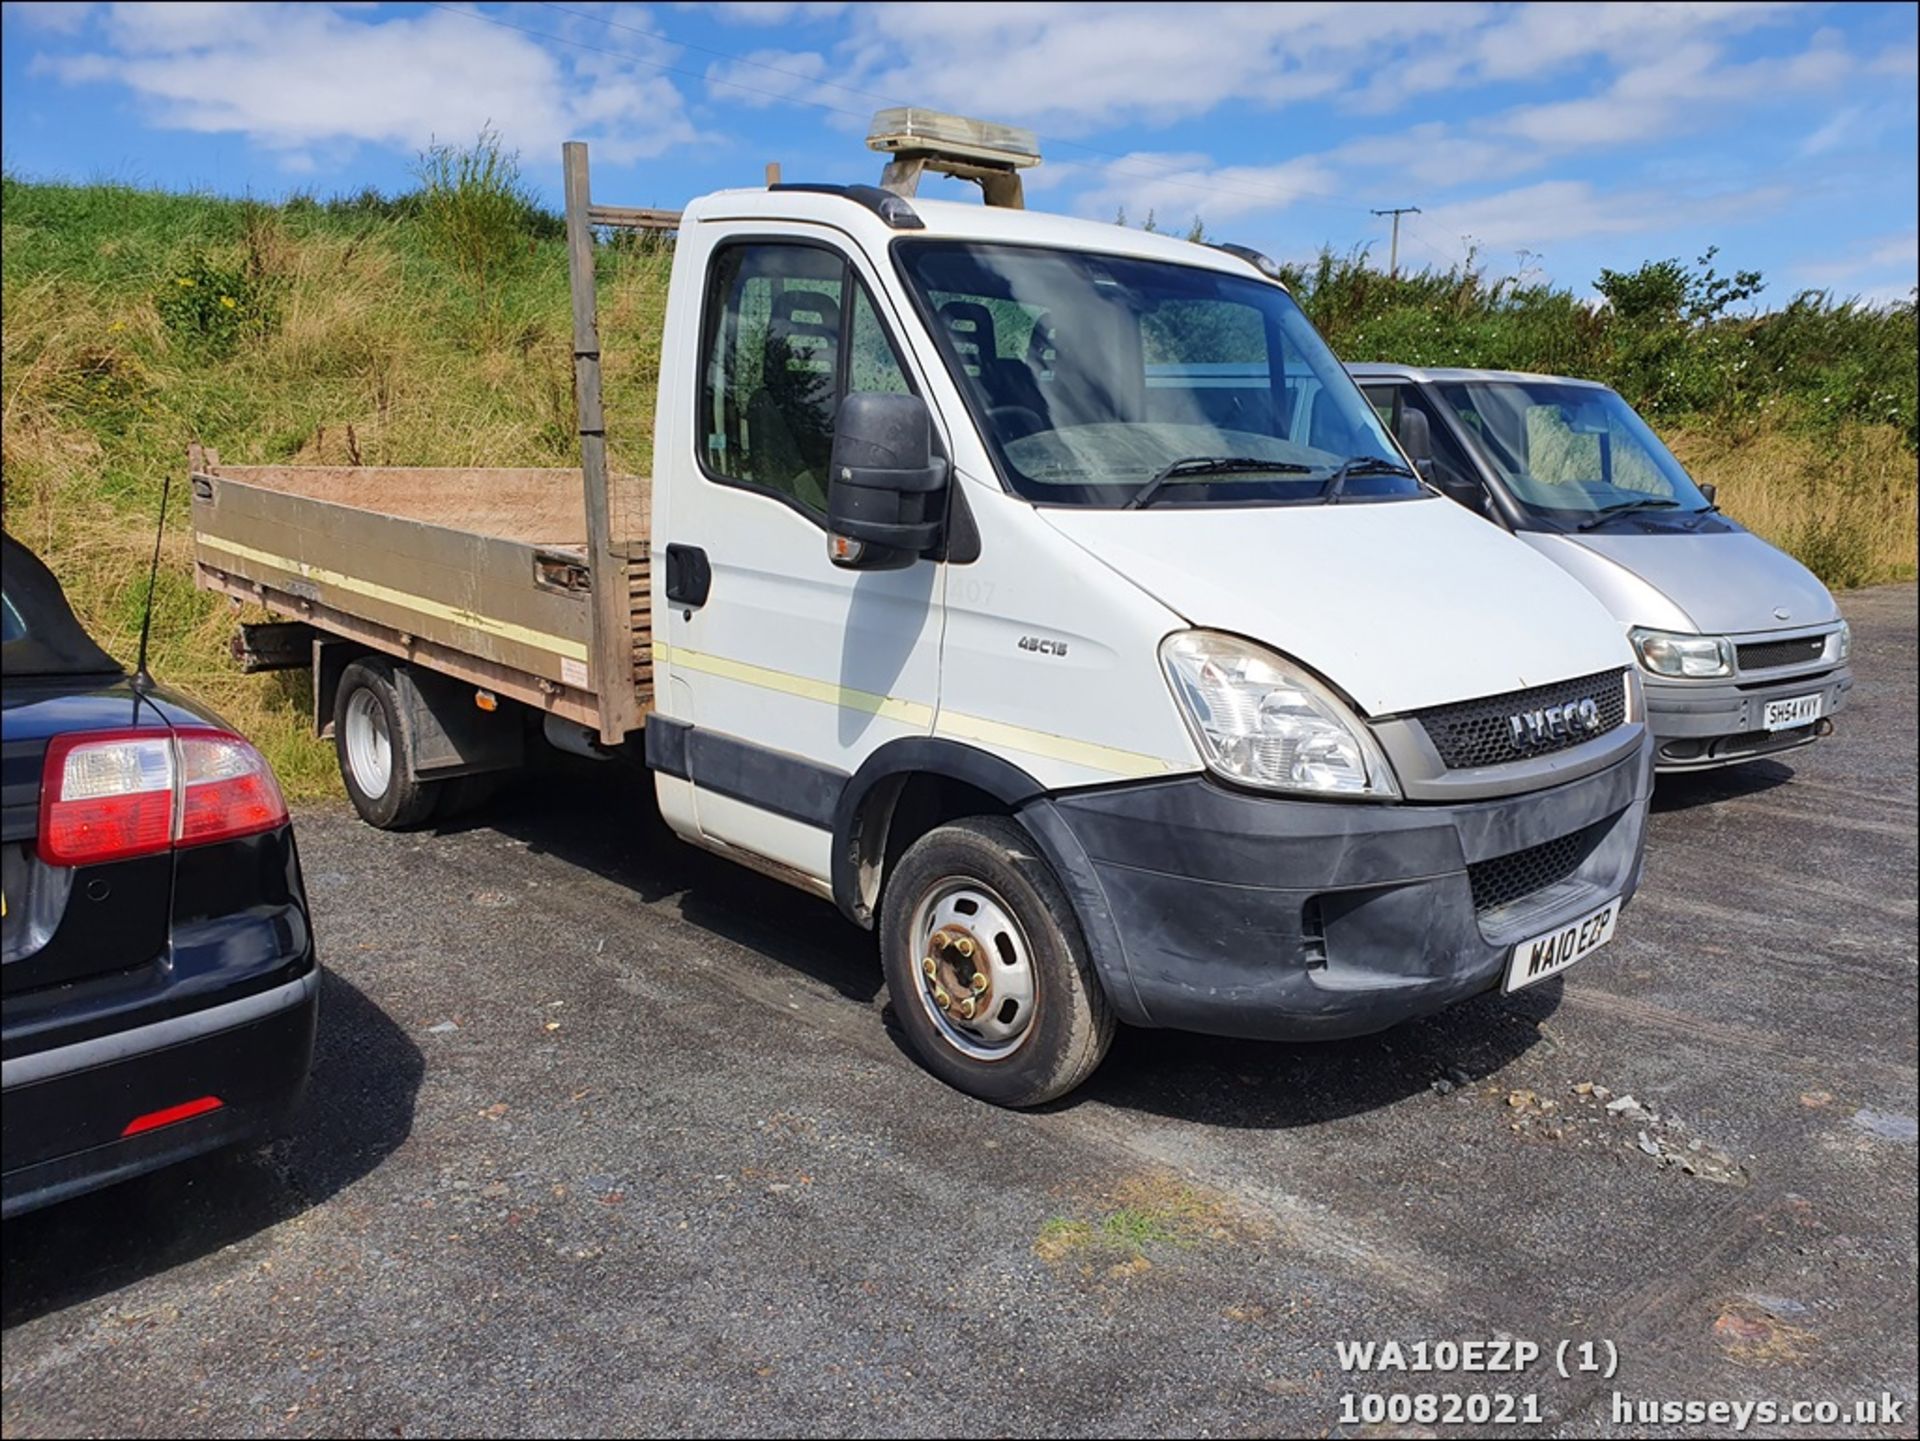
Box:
[880,816,1114,1107]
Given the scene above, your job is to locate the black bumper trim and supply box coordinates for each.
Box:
[2,967,318,1218]
[1026,738,1653,1041]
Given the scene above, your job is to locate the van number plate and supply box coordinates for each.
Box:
[1762,693,1822,731]
[1504,897,1618,993]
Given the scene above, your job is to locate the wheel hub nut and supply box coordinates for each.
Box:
[926,925,992,1024]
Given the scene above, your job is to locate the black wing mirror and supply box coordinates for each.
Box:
[1394,405,1437,483]
[1699,481,1717,506]
[826,392,948,570]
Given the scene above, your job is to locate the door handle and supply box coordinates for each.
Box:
[664,544,712,608]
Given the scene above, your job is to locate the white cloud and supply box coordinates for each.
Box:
[1869,40,1919,76]
[28,1,703,166]
[1328,23,1878,202]
[679,0,1879,224]
[1797,229,1920,291]
[704,46,827,108]
[1061,151,1343,227]
[1414,178,1790,255]
[1330,123,1545,189]
[701,2,847,24]
[709,3,1484,136]
[2,1,99,34]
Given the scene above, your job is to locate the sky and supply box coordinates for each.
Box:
[3,1,1916,307]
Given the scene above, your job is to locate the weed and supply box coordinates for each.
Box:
[156,254,276,358]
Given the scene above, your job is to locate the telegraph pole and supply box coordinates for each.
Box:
[1371,205,1422,277]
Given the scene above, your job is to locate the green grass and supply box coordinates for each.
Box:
[4,164,1914,797]
[2,170,667,795]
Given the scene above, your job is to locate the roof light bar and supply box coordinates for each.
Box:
[867,109,1041,170]
[866,108,1040,209]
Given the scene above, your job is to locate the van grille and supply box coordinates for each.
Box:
[1468,816,1614,914]
[1413,670,1627,770]
[1736,635,1827,672]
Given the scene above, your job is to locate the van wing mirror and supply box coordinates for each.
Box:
[826,392,947,570]
[1393,404,1437,483]
[1698,480,1717,506]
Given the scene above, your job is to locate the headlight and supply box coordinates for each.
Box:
[1159,631,1399,798]
[1629,627,1734,679]
[1832,620,1852,663]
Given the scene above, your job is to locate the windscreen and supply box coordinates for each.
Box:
[1435,379,1711,518]
[1,532,123,678]
[895,242,1415,507]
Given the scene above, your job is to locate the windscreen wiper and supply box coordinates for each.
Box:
[1319,455,1419,503]
[1574,498,1682,532]
[1126,456,1314,511]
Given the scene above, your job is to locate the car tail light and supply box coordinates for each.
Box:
[176,729,288,845]
[38,727,288,867]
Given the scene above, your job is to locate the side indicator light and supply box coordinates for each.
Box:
[121,1094,225,1137]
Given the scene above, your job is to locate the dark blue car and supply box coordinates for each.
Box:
[2,533,318,1217]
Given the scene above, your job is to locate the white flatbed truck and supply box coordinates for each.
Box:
[194,112,1654,1104]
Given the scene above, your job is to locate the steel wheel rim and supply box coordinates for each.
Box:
[343,687,393,800]
[908,877,1038,1061]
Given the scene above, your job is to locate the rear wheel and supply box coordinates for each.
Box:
[879,816,1114,1107]
[334,659,440,829]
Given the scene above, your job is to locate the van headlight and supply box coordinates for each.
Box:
[1832,620,1852,663]
[1629,627,1734,679]
[1159,631,1399,798]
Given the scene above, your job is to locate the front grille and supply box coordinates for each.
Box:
[1413,669,1627,770]
[1469,816,1613,914]
[1736,634,1828,672]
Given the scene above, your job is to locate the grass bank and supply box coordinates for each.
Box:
[3,168,1914,794]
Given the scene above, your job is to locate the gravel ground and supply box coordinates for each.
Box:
[3,586,1915,1439]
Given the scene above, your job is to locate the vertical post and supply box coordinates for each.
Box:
[1371,205,1422,279]
[765,161,782,187]
[564,141,635,743]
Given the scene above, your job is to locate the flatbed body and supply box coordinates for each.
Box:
[190,453,651,737]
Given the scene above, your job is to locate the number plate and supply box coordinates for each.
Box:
[1504,897,1619,993]
[1762,692,1823,732]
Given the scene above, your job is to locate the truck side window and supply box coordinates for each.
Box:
[699,243,910,521]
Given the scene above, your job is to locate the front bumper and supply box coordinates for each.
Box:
[1644,665,1851,770]
[1020,735,1653,1043]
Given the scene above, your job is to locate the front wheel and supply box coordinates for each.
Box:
[879,816,1114,1107]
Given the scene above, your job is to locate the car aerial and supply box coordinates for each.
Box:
[2,531,318,1218]
[1349,365,1853,773]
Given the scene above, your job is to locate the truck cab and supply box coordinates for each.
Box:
[1348,364,1852,773]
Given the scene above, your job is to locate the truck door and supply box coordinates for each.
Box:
[653,232,944,883]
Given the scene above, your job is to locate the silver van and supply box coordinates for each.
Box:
[1349,365,1852,772]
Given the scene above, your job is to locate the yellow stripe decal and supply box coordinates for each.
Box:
[199,535,589,663]
[932,711,1178,779]
[662,643,934,726]
[655,642,1180,779]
